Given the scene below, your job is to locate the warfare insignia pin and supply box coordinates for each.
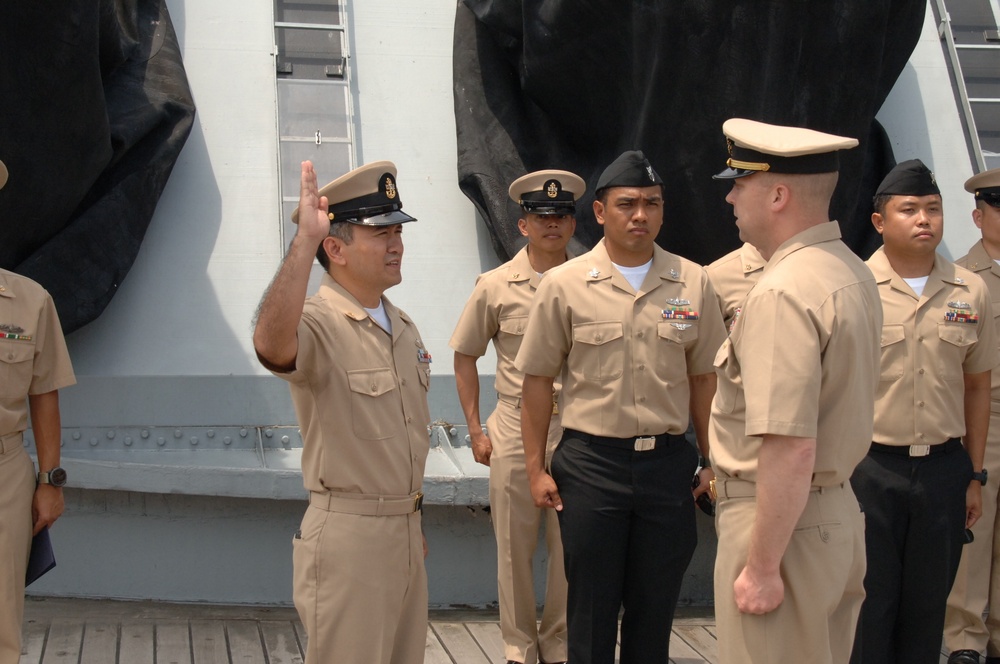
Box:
[0,323,25,335]
[385,175,397,200]
[671,323,693,330]
[666,298,690,306]
[588,268,601,279]
[948,301,971,310]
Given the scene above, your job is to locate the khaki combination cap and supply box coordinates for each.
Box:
[292,160,417,226]
[714,118,859,179]
[0,159,7,191]
[509,169,586,215]
[965,167,1000,206]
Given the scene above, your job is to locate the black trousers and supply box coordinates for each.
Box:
[550,431,698,664]
[849,440,973,664]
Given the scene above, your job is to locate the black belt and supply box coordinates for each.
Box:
[869,438,962,458]
[563,428,686,452]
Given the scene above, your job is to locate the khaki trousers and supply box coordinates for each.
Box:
[486,399,567,664]
[0,436,34,664]
[945,407,1000,658]
[293,504,427,664]
[715,482,866,664]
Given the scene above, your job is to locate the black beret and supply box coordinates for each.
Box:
[875,159,941,198]
[595,150,663,194]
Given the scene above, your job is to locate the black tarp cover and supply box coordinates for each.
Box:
[454,1,925,264]
[0,0,195,332]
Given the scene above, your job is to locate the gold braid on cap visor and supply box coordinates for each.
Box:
[727,158,770,172]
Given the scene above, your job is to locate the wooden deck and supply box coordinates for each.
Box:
[19,597,955,663]
[20,598,718,664]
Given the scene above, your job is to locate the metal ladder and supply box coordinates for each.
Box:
[935,0,1000,171]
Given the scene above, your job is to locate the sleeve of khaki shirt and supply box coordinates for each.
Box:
[687,274,728,375]
[740,287,822,439]
[514,276,571,378]
[449,276,496,357]
[270,308,322,384]
[29,292,76,394]
[964,284,1000,375]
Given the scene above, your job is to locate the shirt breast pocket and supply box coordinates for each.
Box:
[496,315,527,361]
[938,323,978,382]
[571,321,624,382]
[657,321,698,382]
[0,339,35,399]
[712,339,741,414]
[879,325,907,383]
[346,368,399,440]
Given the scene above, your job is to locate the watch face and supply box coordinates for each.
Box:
[48,467,67,487]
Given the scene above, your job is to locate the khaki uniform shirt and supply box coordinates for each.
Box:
[449,245,561,399]
[867,248,998,445]
[705,243,765,330]
[0,269,76,435]
[272,275,430,495]
[710,222,882,486]
[957,240,1000,408]
[515,239,727,437]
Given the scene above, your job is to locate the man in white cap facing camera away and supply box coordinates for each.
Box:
[450,169,583,664]
[253,161,430,664]
[850,159,995,664]
[709,119,881,664]
[516,150,726,664]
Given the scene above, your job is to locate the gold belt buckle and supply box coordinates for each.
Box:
[908,445,930,457]
[413,492,424,512]
[552,400,559,415]
[634,436,656,452]
[709,477,718,501]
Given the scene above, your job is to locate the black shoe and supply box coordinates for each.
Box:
[984,657,1000,664]
[506,661,522,664]
[949,651,982,664]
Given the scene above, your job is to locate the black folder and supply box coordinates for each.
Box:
[25,528,56,587]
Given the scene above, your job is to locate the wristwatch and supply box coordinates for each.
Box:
[972,468,988,486]
[37,467,67,487]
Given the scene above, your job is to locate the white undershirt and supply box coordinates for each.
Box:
[612,259,653,292]
[365,301,392,333]
[902,276,928,298]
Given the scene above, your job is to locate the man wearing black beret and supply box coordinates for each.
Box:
[852,159,997,664]
[516,151,726,663]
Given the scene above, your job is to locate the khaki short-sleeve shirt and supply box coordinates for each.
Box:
[450,246,556,399]
[705,243,765,330]
[867,248,998,445]
[957,240,1000,405]
[271,275,431,495]
[515,239,727,437]
[710,222,882,486]
[0,269,76,436]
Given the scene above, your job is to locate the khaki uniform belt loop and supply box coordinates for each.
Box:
[713,477,842,501]
[0,431,23,455]
[309,490,424,516]
[496,393,522,408]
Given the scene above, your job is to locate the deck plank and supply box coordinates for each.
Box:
[226,620,266,663]
[431,623,490,663]
[190,620,228,664]
[80,622,118,664]
[118,621,155,664]
[670,629,709,664]
[464,622,506,663]
[19,620,47,664]
[424,624,455,664]
[260,620,304,664]
[155,620,192,664]
[673,626,718,664]
[292,619,308,656]
[40,620,82,664]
